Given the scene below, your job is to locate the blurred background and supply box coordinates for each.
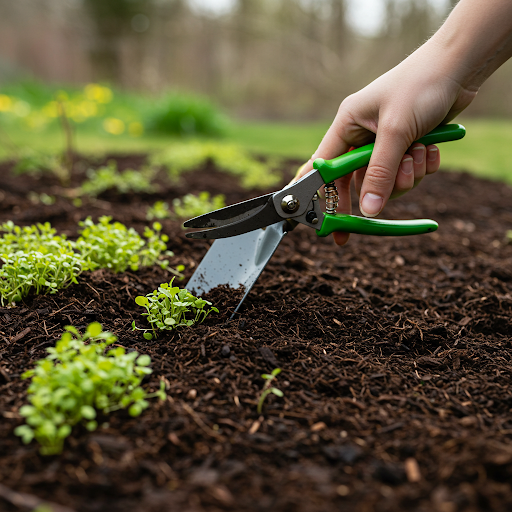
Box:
[0,0,511,180]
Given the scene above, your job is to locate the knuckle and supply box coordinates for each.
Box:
[365,164,396,188]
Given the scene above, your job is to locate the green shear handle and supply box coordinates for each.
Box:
[312,123,466,237]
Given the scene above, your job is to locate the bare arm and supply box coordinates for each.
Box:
[296,0,512,246]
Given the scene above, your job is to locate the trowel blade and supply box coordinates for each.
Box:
[186,220,290,317]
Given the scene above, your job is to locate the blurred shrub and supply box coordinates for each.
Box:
[151,141,282,190]
[147,93,229,137]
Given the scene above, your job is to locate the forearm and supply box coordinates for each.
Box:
[430,0,512,90]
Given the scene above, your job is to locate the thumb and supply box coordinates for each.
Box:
[359,126,412,217]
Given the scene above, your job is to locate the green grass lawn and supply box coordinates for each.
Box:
[1,117,511,184]
[230,118,512,185]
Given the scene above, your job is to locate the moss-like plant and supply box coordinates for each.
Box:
[15,322,166,455]
[132,278,218,339]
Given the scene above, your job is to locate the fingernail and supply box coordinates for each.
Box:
[427,147,438,162]
[361,193,383,217]
[401,157,413,175]
[412,147,424,164]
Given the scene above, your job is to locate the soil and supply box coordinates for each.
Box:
[0,153,512,512]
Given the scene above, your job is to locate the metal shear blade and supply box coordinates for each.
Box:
[184,193,283,239]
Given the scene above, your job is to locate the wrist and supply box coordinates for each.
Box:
[427,0,512,91]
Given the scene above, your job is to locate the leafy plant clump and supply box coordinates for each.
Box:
[172,192,225,220]
[0,251,83,306]
[76,216,175,273]
[150,141,282,190]
[12,150,69,184]
[257,368,284,414]
[0,219,182,306]
[0,221,84,306]
[147,92,229,137]
[146,200,171,221]
[133,278,218,339]
[15,322,166,455]
[80,160,157,197]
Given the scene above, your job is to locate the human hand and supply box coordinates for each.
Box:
[294,40,477,246]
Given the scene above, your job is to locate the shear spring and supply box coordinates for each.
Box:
[325,182,338,214]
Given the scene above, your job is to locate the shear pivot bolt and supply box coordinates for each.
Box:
[306,210,318,224]
[281,195,300,214]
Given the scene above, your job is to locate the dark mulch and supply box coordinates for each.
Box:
[0,154,511,512]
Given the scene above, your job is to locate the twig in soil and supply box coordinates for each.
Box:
[0,483,76,512]
[10,327,31,344]
[49,302,76,317]
[85,282,102,299]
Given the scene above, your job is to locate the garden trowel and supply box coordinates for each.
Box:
[185,124,466,316]
[186,219,295,317]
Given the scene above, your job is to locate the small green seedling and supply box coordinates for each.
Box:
[133,277,218,339]
[257,368,284,414]
[76,216,175,273]
[79,160,157,197]
[146,200,171,221]
[172,192,225,220]
[14,322,166,455]
[150,141,282,189]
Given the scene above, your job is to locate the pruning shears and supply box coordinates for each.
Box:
[184,124,466,240]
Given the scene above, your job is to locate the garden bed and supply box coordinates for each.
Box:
[1,154,512,512]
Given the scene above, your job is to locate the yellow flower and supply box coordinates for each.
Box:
[103,117,125,135]
[41,101,60,118]
[79,100,98,117]
[85,84,113,104]
[0,94,13,112]
[12,100,31,117]
[128,121,144,137]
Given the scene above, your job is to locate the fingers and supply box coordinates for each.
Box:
[425,145,440,174]
[355,141,441,209]
[359,126,411,217]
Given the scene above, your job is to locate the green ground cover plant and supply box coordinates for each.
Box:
[151,141,282,190]
[15,322,166,455]
[172,192,225,220]
[79,160,157,197]
[0,251,83,306]
[133,278,218,339]
[146,200,172,221]
[0,222,84,306]
[0,218,181,306]
[76,216,175,273]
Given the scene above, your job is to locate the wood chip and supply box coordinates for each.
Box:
[311,421,326,432]
[10,327,31,344]
[249,416,264,435]
[405,458,421,482]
